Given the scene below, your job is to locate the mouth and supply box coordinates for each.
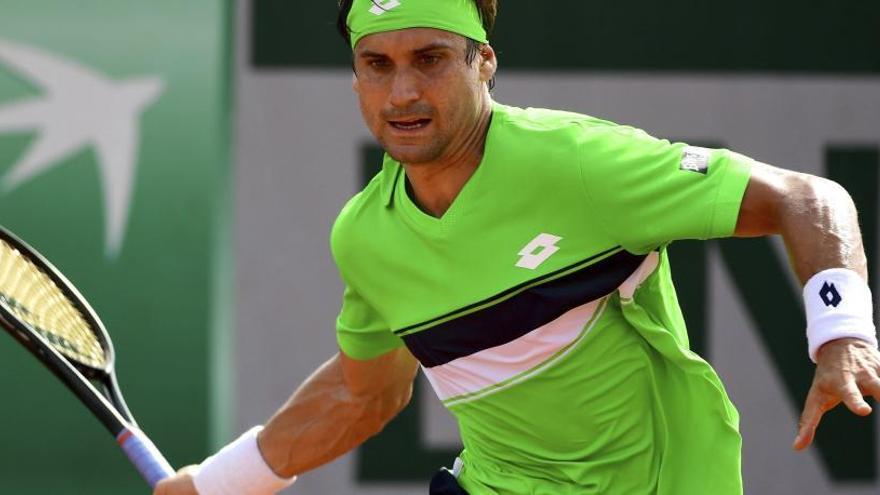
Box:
[387,118,432,131]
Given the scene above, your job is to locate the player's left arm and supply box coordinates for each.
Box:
[734,160,880,450]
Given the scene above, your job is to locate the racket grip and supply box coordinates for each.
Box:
[117,427,175,488]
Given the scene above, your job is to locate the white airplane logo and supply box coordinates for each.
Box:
[0,39,164,257]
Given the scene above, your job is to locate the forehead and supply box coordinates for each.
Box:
[354,28,466,56]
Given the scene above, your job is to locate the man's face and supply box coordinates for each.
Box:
[352,28,494,165]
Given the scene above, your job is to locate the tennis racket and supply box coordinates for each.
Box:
[0,225,174,488]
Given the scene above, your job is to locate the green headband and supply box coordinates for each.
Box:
[347,0,488,49]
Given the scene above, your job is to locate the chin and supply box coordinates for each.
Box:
[383,142,443,165]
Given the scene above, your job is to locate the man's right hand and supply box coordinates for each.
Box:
[152,348,418,494]
[154,465,199,495]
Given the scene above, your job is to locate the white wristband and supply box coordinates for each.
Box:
[804,268,877,363]
[193,426,296,495]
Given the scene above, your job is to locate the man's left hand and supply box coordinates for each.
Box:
[794,337,880,450]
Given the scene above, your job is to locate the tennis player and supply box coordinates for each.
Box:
[156,0,880,493]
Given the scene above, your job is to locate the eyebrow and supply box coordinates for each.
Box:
[412,42,457,55]
[357,41,458,59]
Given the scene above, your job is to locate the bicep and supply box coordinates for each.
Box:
[734,162,855,240]
[733,161,865,282]
[734,161,808,238]
[340,347,419,400]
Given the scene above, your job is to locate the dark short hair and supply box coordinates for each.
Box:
[337,0,498,90]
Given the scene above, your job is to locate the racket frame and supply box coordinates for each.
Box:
[0,227,133,432]
[0,226,172,487]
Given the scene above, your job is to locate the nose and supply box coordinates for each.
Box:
[388,67,421,108]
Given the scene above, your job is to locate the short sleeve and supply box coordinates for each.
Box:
[331,191,405,360]
[336,282,404,360]
[577,123,752,253]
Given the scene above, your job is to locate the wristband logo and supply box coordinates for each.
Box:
[819,281,842,307]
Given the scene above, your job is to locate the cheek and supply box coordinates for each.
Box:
[436,78,480,119]
[356,91,383,125]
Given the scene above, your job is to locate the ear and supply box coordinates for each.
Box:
[478,44,497,83]
[351,72,359,93]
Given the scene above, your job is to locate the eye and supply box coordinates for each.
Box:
[419,54,442,66]
[367,58,391,70]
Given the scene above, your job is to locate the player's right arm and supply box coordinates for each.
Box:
[154,347,419,495]
[260,347,419,476]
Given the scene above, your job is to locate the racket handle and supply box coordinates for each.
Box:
[117,427,175,488]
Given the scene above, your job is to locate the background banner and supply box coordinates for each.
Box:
[0,1,231,493]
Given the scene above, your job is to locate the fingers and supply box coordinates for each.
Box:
[794,387,830,451]
[153,469,198,495]
[858,373,880,403]
[840,378,872,416]
[796,343,880,451]
[154,477,179,495]
[794,372,878,451]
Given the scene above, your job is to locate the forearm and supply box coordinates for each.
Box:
[781,177,866,283]
[733,161,880,451]
[736,163,868,283]
[257,351,416,478]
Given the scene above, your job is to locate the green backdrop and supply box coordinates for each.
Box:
[0,1,231,493]
[252,0,879,72]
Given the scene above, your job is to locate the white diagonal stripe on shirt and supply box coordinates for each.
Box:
[422,298,603,402]
[422,252,661,405]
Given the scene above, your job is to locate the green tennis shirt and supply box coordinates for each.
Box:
[331,102,752,494]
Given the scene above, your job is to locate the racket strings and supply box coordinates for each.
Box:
[0,240,106,368]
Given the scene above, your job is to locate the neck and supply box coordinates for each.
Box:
[402,97,493,218]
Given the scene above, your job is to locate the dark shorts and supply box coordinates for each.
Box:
[429,468,468,495]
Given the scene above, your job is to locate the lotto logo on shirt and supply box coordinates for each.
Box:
[516,233,562,269]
